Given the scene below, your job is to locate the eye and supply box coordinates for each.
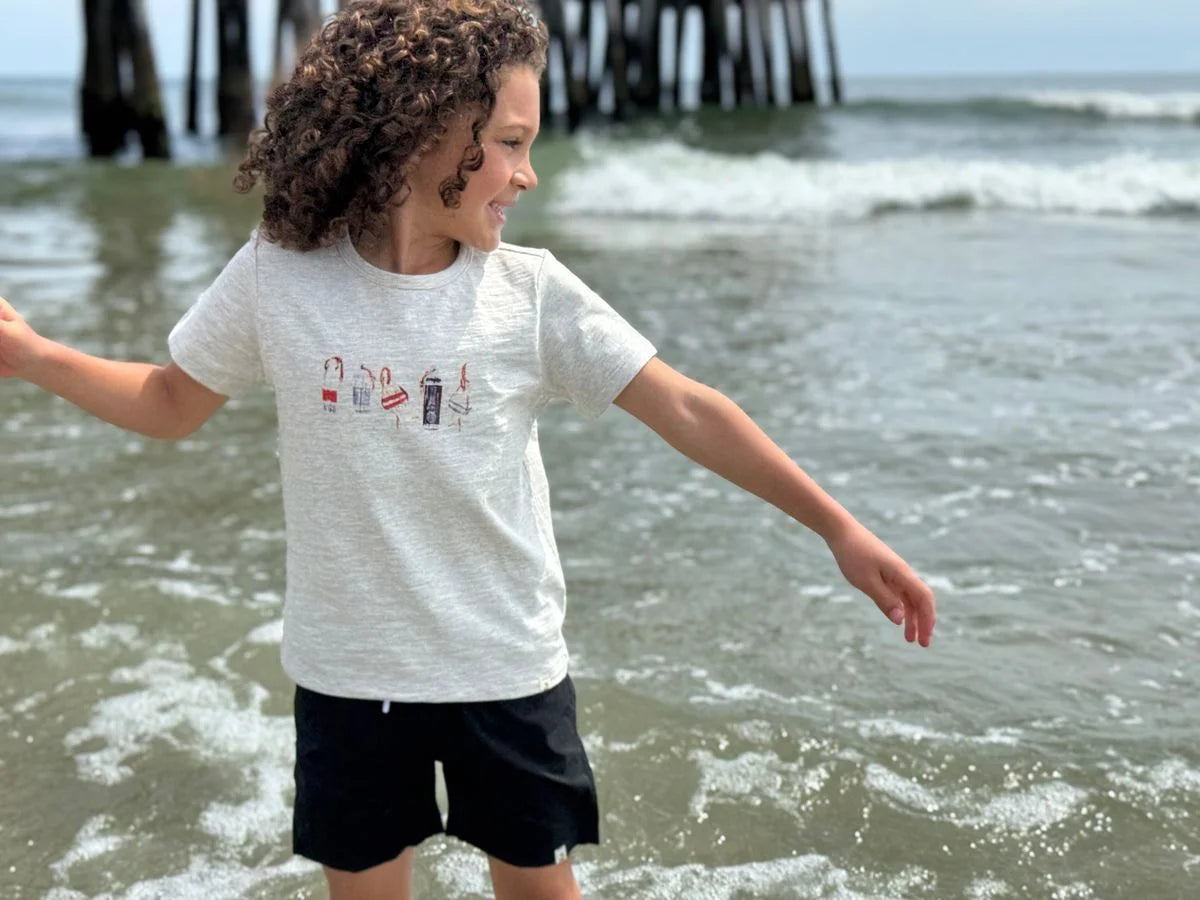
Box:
[502,139,522,149]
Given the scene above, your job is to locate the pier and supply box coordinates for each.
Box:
[81,0,843,158]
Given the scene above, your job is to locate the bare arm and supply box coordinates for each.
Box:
[0,296,226,440]
[615,357,936,646]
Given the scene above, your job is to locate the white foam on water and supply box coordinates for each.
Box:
[968,781,1090,834]
[692,679,805,707]
[198,758,293,847]
[49,815,128,881]
[689,748,832,824]
[56,854,317,900]
[1016,90,1200,123]
[966,876,1014,899]
[64,655,291,808]
[54,583,106,603]
[430,843,932,899]
[550,142,1200,222]
[864,763,943,814]
[0,621,59,656]
[48,652,302,894]
[149,578,234,606]
[0,634,26,655]
[76,623,140,651]
[244,618,284,645]
[0,499,57,518]
[856,718,1022,747]
[1107,758,1200,798]
[866,762,1089,836]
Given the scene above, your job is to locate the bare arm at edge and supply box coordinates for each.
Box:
[614,356,936,647]
[0,295,227,440]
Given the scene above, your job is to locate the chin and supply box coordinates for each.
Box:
[472,232,504,252]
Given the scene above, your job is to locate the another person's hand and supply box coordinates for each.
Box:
[826,520,937,647]
[0,296,43,379]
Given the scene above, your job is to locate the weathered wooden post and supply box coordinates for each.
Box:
[118,0,170,155]
[80,0,170,158]
[186,0,201,133]
[540,0,589,128]
[602,0,632,117]
[632,0,661,109]
[784,0,815,104]
[81,0,125,156]
[699,0,728,105]
[820,0,842,103]
[737,0,771,105]
[274,0,323,84]
[216,0,255,139]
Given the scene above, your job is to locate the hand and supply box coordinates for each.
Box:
[826,520,936,647]
[0,295,43,379]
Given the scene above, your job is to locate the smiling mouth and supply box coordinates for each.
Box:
[489,202,508,223]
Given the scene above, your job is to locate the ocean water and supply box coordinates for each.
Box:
[1,71,1199,898]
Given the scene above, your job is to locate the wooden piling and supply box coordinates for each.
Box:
[631,0,660,109]
[700,0,728,106]
[186,0,200,134]
[820,0,842,103]
[80,0,846,150]
[784,0,816,104]
[274,0,323,85]
[215,0,255,139]
[80,0,169,158]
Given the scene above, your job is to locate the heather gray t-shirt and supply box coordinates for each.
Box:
[168,232,656,702]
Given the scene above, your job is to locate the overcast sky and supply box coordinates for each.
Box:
[1,0,1197,79]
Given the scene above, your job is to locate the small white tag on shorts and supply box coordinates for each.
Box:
[554,845,568,864]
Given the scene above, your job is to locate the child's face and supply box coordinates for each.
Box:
[408,66,541,253]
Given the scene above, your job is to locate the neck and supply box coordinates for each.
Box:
[354,209,458,275]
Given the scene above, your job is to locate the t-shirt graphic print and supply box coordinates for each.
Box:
[322,357,473,431]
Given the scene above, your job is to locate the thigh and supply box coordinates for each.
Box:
[324,847,415,900]
[293,686,444,873]
[441,676,599,868]
[488,855,581,900]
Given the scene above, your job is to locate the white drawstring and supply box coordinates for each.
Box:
[382,700,391,714]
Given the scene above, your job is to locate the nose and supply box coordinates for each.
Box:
[513,158,538,192]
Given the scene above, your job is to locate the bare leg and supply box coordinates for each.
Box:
[488,856,582,900]
[324,847,414,900]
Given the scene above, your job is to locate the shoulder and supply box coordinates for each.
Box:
[241,228,348,291]
[472,242,552,298]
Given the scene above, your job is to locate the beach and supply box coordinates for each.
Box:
[1,72,1198,897]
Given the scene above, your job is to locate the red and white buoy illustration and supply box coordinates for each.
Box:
[378,367,410,427]
[322,356,344,412]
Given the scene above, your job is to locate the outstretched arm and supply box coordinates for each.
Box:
[0,295,226,440]
[615,357,936,647]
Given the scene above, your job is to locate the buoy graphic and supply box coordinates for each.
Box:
[322,356,343,412]
[352,365,375,413]
[420,368,442,430]
[378,367,409,427]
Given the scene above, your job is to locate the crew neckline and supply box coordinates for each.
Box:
[336,231,477,290]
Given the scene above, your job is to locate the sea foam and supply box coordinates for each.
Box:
[1017,90,1200,123]
[550,142,1200,221]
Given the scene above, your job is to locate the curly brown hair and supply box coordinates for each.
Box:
[233,0,548,251]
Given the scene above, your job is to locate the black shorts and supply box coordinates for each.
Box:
[292,675,599,872]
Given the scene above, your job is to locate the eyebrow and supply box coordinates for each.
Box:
[495,122,539,135]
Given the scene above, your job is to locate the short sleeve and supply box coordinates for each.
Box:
[537,250,656,420]
[168,236,265,397]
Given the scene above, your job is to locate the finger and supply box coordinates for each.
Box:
[907,582,936,647]
[868,572,905,626]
